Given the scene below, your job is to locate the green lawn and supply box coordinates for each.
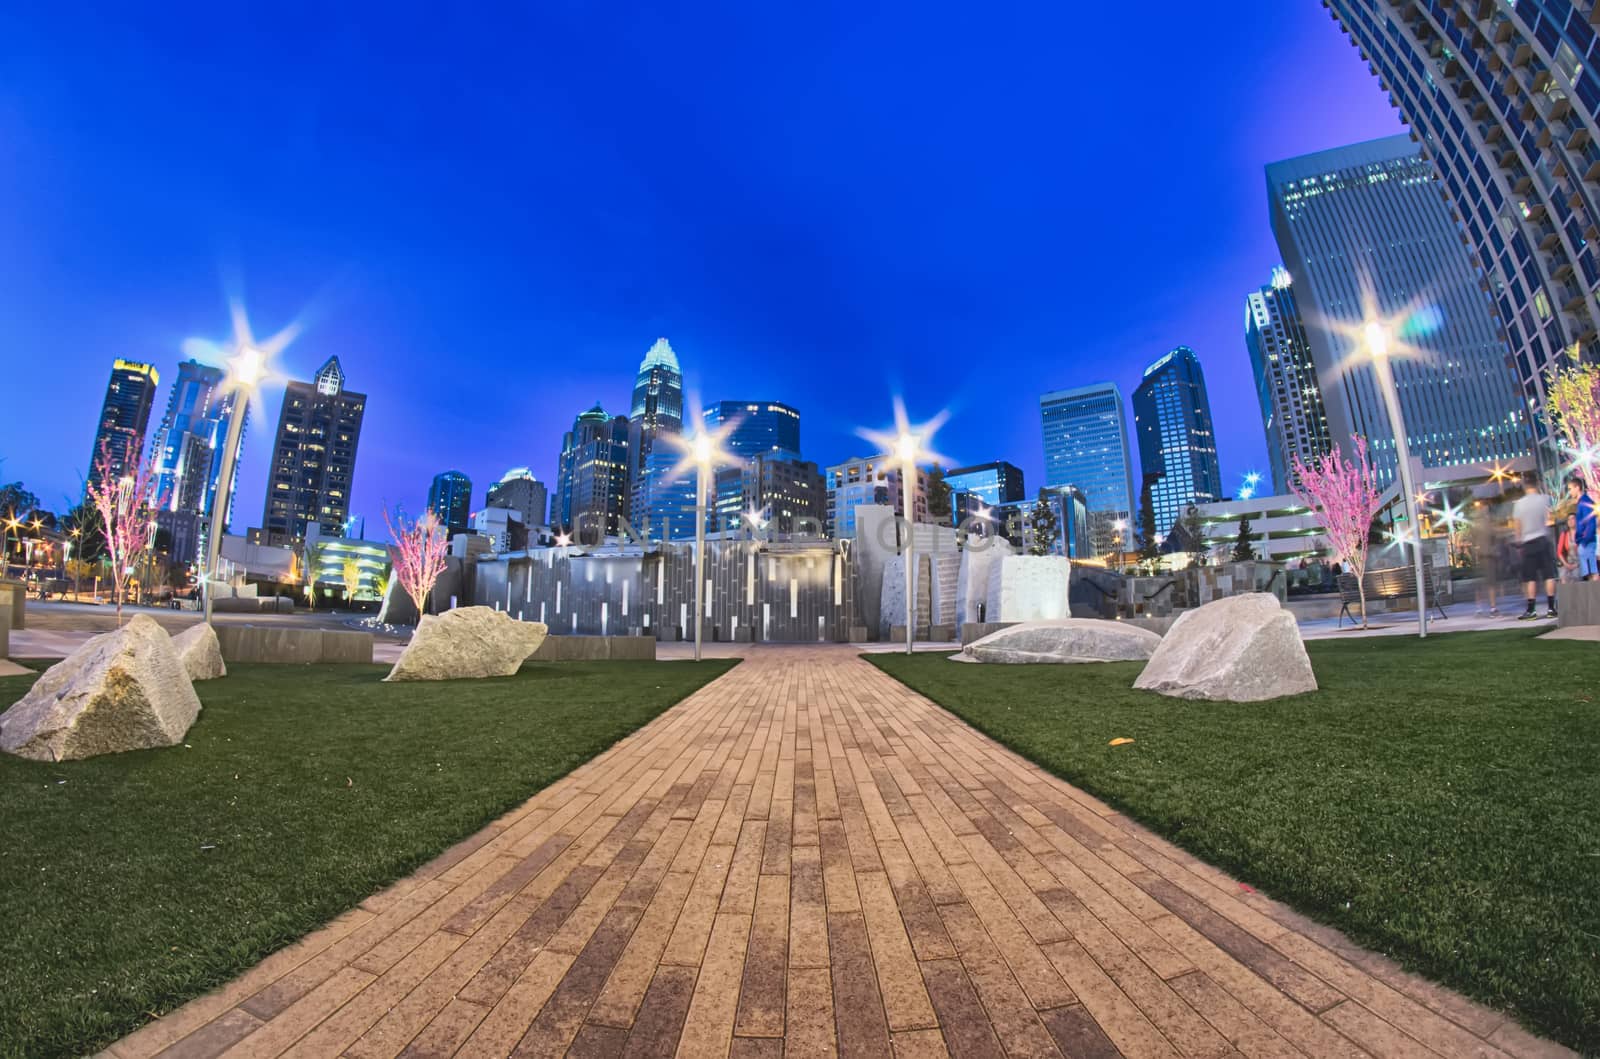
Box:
[867,629,1600,1053]
[0,657,736,1059]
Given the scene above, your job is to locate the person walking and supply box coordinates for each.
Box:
[1513,471,1557,619]
[1568,475,1597,581]
[1472,496,1506,615]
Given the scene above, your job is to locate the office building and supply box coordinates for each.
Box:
[825,455,928,539]
[944,461,1025,526]
[1267,136,1530,483]
[1132,346,1224,538]
[1038,485,1092,558]
[486,467,548,530]
[703,400,802,462]
[1039,382,1136,555]
[148,359,248,563]
[87,359,159,486]
[1323,1,1600,466]
[714,454,826,536]
[428,470,473,536]
[259,356,366,546]
[556,403,631,540]
[1246,268,1334,493]
[625,337,693,540]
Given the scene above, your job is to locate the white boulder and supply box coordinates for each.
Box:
[386,606,549,681]
[0,614,202,761]
[956,619,1161,664]
[1133,593,1317,702]
[171,622,227,681]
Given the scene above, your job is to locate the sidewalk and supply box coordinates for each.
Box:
[108,646,1568,1058]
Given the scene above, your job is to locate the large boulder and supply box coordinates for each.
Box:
[0,614,202,761]
[386,606,549,681]
[171,622,227,681]
[956,619,1161,664]
[1133,593,1317,701]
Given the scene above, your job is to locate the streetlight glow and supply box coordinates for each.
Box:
[858,398,949,655]
[1363,320,1390,358]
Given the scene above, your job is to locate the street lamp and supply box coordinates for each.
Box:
[678,427,735,662]
[860,400,947,654]
[203,343,266,625]
[1364,320,1428,638]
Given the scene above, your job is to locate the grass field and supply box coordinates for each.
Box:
[0,657,736,1058]
[868,628,1600,1053]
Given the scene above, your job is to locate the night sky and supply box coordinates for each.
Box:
[0,3,1403,530]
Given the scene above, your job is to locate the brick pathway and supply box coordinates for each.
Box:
[108,646,1571,1059]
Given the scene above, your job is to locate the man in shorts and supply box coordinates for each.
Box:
[1512,471,1556,619]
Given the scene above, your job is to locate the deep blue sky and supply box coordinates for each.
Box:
[0,3,1403,528]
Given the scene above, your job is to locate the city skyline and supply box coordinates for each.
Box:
[0,3,1406,528]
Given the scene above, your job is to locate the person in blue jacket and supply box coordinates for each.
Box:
[1567,474,1597,581]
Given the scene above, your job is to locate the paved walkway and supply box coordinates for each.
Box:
[108,647,1567,1059]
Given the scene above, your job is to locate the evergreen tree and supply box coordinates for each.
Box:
[1028,497,1059,556]
[926,464,953,523]
[1136,476,1161,568]
[1180,506,1209,567]
[1231,514,1258,561]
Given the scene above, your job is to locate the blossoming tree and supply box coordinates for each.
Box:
[384,507,448,625]
[85,441,160,626]
[1293,436,1385,628]
[1544,353,1600,476]
[342,556,362,601]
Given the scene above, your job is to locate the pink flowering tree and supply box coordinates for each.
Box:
[384,507,448,626]
[85,440,160,626]
[1544,354,1600,476]
[1293,436,1385,629]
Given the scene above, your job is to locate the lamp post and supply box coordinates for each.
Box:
[690,431,716,662]
[895,430,921,656]
[203,344,264,625]
[1364,321,1428,638]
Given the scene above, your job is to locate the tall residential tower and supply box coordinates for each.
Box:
[1323,0,1600,465]
[258,356,366,546]
[86,359,159,486]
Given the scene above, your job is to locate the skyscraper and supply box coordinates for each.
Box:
[944,461,1025,526]
[486,467,548,529]
[714,454,826,536]
[427,470,473,536]
[1039,382,1135,555]
[628,338,691,539]
[259,356,366,546]
[1267,136,1529,483]
[1323,1,1600,466]
[1132,346,1223,538]
[86,359,159,486]
[702,400,802,462]
[825,455,928,539]
[1246,268,1333,494]
[148,359,247,562]
[556,403,630,539]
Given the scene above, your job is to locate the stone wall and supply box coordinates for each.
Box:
[475,539,859,643]
[215,625,374,664]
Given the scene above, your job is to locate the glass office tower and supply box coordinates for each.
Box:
[1039,382,1135,555]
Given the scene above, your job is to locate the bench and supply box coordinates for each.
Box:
[1336,558,1448,627]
